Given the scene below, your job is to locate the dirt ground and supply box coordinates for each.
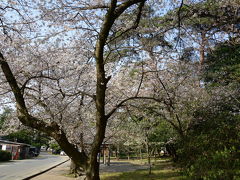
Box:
[32,160,148,180]
[31,161,73,180]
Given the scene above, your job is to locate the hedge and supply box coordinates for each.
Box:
[0,150,11,161]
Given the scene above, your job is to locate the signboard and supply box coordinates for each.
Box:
[2,145,6,150]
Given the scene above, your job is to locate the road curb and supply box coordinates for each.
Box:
[22,158,70,180]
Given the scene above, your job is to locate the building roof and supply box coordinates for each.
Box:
[0,140,30,146]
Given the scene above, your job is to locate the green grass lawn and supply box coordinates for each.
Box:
[100,159,186,180]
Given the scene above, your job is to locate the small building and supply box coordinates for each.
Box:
[0,140,31,160]
[100,143,111,166]
[80,142,112,166]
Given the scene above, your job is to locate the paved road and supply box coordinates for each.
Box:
[0,152,69,180]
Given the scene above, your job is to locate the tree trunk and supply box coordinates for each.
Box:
[153,148,157,163]
[85,126,106,180]
[86,160,100,180]
[139,148,143,160]
[103,148,107,165]
[107,146,110,166]
[87,1,116,179]
[146,141,151,175]
[116,144,120,160]
[199,31,206,66]
[127,146,130,160]
[70,160,86,178]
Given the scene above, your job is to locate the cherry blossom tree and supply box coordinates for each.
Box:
[0,0,171,179]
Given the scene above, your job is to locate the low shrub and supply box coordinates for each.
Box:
[175,96,240,180]
[0,150,12,161]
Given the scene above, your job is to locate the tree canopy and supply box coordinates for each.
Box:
[0,0,239,179]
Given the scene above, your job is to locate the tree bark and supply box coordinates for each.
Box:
[116,144,120,160]
[146,139,151,175]
[199,31,206,66]
[86,1,146,179]
[140,148,143,160]
[127,146,130,160]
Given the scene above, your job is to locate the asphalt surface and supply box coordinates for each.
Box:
[0,152,69,180]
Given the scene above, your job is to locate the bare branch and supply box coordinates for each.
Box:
[106,96,163,119]
[135,61,144,97]
[176,0,184,47]
[65,4,110,11]
[65,90,96,100]
[20,75,60,93]
[107,0,146,44]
